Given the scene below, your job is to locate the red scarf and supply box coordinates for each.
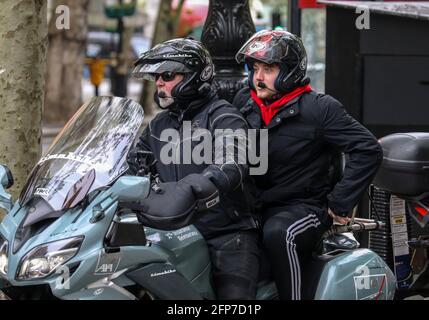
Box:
[250,84,312,126]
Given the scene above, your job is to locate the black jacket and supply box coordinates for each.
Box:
[233,87,383,217]
[128,90,258,239]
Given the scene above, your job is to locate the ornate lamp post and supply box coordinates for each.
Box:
[201,0,256,102]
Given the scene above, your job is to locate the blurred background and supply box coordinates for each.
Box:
[41,0,328,154]
[3,0,426,215]
[1,0,429,296]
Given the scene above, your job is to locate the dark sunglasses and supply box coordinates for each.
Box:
[154,71,180,82]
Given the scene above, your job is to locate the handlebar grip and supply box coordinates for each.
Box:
[408,239,429,248]
[322,219,385,238]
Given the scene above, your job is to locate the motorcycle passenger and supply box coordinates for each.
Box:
[127,38,260,299]
[233,30,383,300]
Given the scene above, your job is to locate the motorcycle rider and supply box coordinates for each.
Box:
[233,30,383,300]
[127,38,260,299]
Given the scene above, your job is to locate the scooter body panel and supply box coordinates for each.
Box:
[1,189,215,299]
[145,226,215,299]
[314,249,396,300]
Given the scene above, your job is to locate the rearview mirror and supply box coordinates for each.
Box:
[0,165,13,189]
[0,165,14,213]
[110,175,150,202]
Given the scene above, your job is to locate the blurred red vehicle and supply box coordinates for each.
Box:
[172,0,209,38]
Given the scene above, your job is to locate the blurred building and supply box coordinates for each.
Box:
[321,0,429,138]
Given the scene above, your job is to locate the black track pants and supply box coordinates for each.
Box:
[262,204,331,300]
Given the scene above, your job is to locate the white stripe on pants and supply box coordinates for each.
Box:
[285,214,321,300]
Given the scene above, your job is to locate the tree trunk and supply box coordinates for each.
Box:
[44,0,89,125]
[0,0,48,211]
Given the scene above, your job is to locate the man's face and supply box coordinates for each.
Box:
[155,72,184,108]
[252,61,280,100]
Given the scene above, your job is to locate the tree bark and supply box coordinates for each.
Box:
[44,0,90,125]
[0,0,48,210]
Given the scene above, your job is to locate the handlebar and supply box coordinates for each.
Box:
[322,217,385,239]
[408,238,429,249]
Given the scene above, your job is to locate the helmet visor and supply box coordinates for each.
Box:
[132,60,192,80]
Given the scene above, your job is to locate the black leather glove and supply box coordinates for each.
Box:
[134,174,219,230]
[126,149,156,176]
[180,173,220,211]
[135,180,196,230]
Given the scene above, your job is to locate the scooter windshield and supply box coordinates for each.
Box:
[19,96,144,211]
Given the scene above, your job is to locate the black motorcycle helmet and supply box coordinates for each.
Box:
[132,38,215,104]
[235,29,309,93]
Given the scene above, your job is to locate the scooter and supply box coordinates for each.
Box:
[373,132,429,297]
[0,96,396,300]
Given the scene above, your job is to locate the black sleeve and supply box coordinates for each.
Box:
[232,87,251,112]
[319,95,383,216]
[126,126,155,176]
[203,104,249,194]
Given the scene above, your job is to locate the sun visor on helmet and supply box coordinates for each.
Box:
[132,60,192,80]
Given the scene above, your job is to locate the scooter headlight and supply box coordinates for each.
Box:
[0,235,8,278]
[17,236,83,281]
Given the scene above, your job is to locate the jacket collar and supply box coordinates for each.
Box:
[246,94,304,129]
[169,89,217,122]
[250,85,311,127]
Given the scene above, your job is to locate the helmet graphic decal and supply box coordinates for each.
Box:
[247,41,267,55]
[299,57,307,71]
[200,65,213,82]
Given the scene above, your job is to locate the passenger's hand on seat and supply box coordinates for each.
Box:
[328,208,351,225]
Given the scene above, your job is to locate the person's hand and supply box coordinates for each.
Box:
[181,173,218,200]
[136,180,197,230]
[126,149,155,176]
[328,208,351,225]
[181,173,220,211]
